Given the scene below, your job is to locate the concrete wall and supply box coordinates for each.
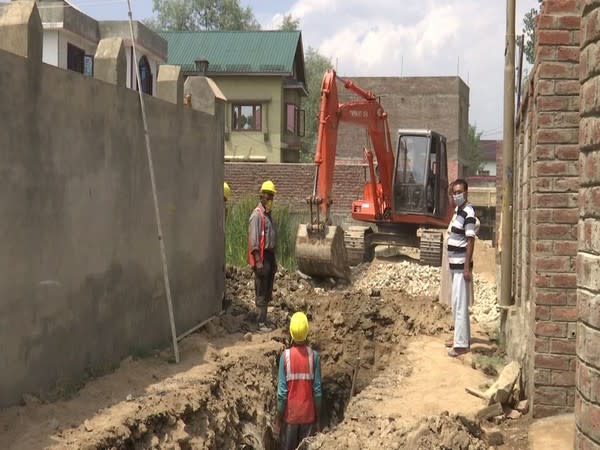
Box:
[507,0,581,420]
[0,2,224,407]
[334,76,469,178]
[577,2,600,447]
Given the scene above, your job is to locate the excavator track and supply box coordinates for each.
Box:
[344,226,374,266]
[419,229,444,267]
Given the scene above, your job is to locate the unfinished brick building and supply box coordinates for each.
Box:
[505,0,600,447]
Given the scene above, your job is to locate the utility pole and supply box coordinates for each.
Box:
[500,0,515,308]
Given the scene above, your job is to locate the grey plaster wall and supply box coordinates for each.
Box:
[335,76,469,174]
[0,48,224,407]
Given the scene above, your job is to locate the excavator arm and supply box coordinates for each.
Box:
[296,69,395,279]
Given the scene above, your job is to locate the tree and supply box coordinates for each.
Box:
[463,125,484,176]
[279,14,300,31]
[147,0,260,31]
[300,48,333,162]
[523,0,542,64]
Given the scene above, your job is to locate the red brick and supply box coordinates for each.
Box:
[580,186,600,216]
[537,255,573,271]
[536,353,572,371]
[534,209,554,223]
[538,14,557,30]
[551,306,578,321]
[536,306,552,320]
[544,0,578,13]
[553,209,579,224]
[536,321,568,338]
[550,338,577,353]
[535,368,552,384]
[537,46,557,62]
[537,80,555,95]
[538,29,573,45]
[554,178,580,192]
[535,224,577,239]
[537,128,579,144]
[580,150,600,184]
[535,337,550,352]
[556,46,580,62]
[557,14,581,29]
[535,385,568,405]
[579,117,600,152]
[552,273,577,288]
[555,145,580,160]
[578,322,600,367]
[554,80,580,96]
[534,193,571,207]
[537,95,570,111]
[533,178,553,192]
[551,370,576,386]
[577,396,600,443]
[553,240,578,254]
[578,288,600,329]
[537,290,568,305]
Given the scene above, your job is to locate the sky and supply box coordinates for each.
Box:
[79,0,539,139]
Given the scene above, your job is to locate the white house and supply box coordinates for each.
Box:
[34,0,166,95]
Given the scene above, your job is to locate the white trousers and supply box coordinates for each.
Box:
[451,270,471,348]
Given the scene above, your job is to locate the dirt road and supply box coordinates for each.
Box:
[0,244,504,449]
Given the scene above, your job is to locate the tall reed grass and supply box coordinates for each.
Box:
[225,197,304,270]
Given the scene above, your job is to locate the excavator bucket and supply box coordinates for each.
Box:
[295,224,350,281]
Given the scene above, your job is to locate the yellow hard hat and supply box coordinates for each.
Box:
[289,311,309,342]
[260,180,276,194]
[224,182,231,201]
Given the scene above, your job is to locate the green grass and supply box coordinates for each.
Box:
[225,197,304,270]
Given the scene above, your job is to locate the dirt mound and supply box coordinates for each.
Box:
[305,412,488,450]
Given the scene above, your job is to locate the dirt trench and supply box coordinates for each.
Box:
[62,267,455,449]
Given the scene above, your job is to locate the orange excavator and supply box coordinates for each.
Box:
[295,69,452,280]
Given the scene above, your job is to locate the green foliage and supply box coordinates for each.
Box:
[523,0,542,65]
[463,124,484,176]
[301,47,333,162]
[147,0,260,31]
[225,197,302,270]
[279,14,300,31]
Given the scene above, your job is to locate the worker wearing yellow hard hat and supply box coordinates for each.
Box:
[275,312,322,447]
[247,180,278,331]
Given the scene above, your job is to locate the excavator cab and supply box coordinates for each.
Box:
[393,130,449,218]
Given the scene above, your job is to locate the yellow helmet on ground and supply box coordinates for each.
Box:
[260,180,276,194]
[289,311,309,342]
[224,182,231,201]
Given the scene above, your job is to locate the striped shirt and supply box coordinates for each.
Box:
[447,202,477,270]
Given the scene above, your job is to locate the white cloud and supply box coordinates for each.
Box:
[267,0,539,139]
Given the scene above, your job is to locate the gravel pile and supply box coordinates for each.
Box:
[352,260,499,325]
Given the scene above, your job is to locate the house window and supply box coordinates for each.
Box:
[232,104,262,131]
[67,43,85,73]
[137,56,153,95]
[285,103,305,137]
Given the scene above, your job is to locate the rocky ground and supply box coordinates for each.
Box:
[0,241,515,449]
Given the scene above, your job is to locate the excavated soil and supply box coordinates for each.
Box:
[0,258,497,449]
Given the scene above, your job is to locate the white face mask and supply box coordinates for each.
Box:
[453,192,466,206]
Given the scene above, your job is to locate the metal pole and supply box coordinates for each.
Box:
[126,0,180,363]
[516,35,525,111]
[500,0,515,307]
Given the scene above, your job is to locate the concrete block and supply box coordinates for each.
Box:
[0,1,42,61]
[183,75,226,117]
[94,37,126,87]
[156,65,183,105]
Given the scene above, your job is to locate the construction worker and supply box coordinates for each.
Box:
[248,180,277,331]
[223,182,231,222]
[275,312,322,450]
[222,181,231,313]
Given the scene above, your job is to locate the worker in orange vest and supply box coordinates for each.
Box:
[248,180,277,331]
[274,312,322,449]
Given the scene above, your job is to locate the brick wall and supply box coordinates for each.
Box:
[508,0,581,419]
[224,162,367,213]
[577,2,600,447]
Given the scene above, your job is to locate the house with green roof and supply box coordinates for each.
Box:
[161,30,307,163]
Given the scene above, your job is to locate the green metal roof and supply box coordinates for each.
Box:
[159,30,302,75]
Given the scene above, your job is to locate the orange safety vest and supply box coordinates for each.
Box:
[283,345,316,424]
[247,206,266,266]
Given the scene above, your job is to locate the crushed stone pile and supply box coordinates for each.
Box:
[352,260,499,325]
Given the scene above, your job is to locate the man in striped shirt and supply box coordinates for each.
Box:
[446,179,478,357]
